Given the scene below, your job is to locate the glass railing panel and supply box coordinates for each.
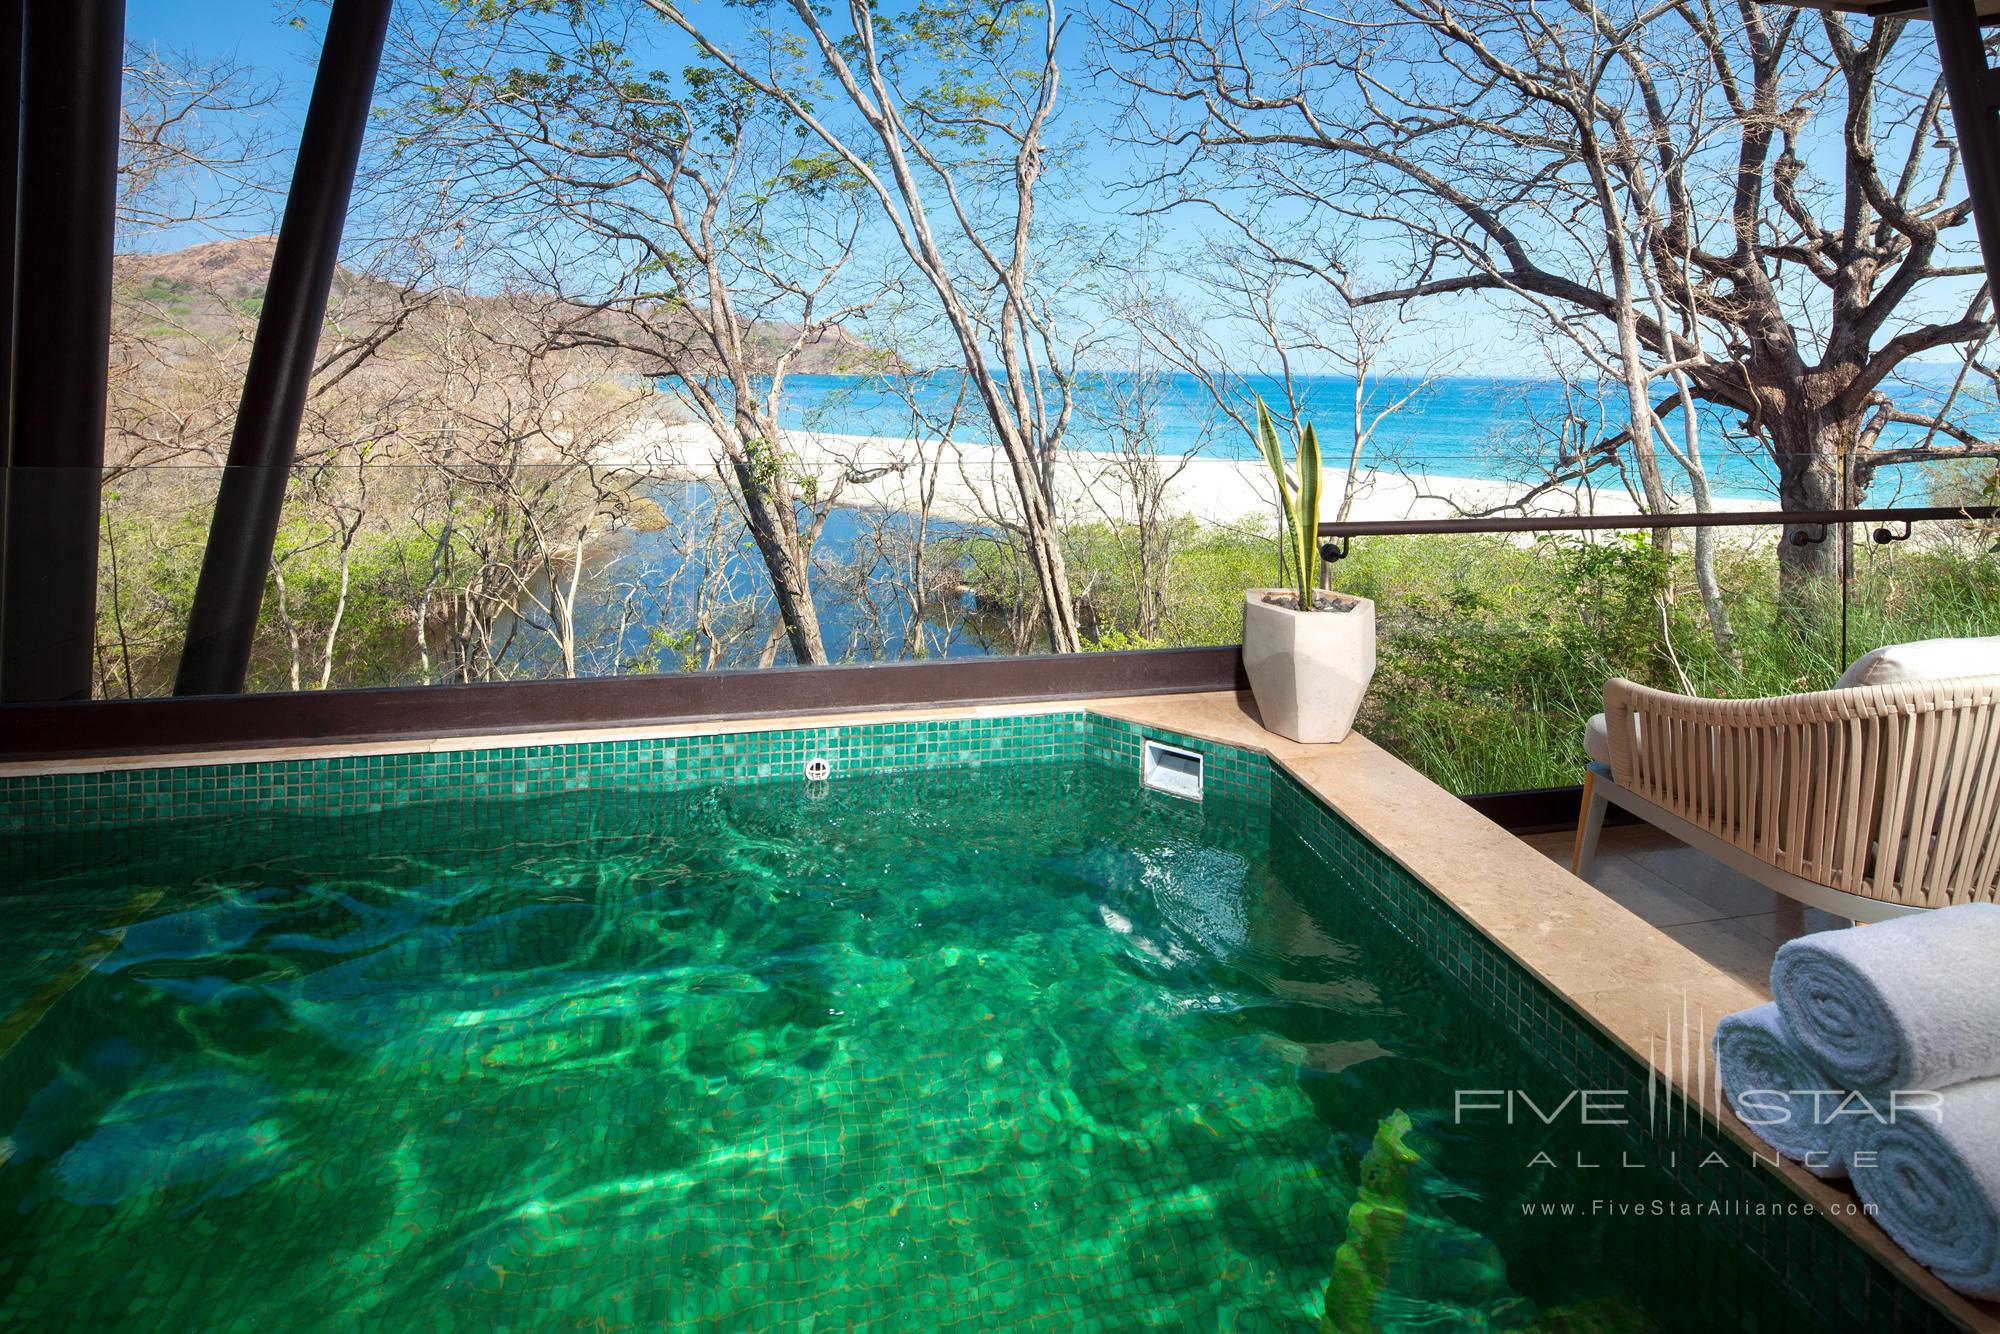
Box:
[1844,515,2000,663]
[94,464,226,700]
[83,462,999,697]
[24,456,1995,793]
[1328,521,1885,795]
[70,460,1253,702]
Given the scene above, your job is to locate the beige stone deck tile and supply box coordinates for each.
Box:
[1620,841,1795,919]
[1518,830,1573,861]
[1562,977,1761,1100]
[1576,854,1739,929]
[1659,916,1790,995]
[1086,690,1312,759]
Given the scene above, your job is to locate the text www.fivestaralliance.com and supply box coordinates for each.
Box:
[1521,1200,1877,1218]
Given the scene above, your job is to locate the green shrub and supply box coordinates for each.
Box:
[972,521,2000,795]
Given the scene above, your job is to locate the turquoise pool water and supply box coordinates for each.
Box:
[0,760,1805,1330]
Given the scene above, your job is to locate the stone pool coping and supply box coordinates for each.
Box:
[4,687,1992,1331]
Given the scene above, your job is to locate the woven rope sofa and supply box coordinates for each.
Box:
[1573,655,2000,921]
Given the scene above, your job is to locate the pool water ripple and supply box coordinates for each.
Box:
[0,763,1790,1330]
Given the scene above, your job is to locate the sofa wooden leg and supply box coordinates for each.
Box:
[1572,770,1607,878]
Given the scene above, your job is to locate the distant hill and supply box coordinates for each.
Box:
[114,237,887,375]
[118,236,284,298]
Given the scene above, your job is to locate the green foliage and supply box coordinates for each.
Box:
[95,475,445,696]
[623,625,700,676]
[1088,628,1164,652]
[1347,535,1998,791]
[253,516,441,692]
[775,151,864,199]
[957,520,1266,649]
[1252,396,1321,605]
[130,275,197,324]
[93,486,211,697]
[863,0,1050,147]
[740,435,781,492]
[971,520,2000,795]
[446,0,594,22]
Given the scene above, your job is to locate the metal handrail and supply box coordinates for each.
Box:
[1316,504,2000,561]
[1312,498,2000,808]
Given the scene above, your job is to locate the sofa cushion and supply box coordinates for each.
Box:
[1585,712,1611,766]
[1836,636,2000,690]
[1586,712,1648,770]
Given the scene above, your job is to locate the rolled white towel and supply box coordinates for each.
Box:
[1711,1004,1849,1178]
[1770,902,2000,1092]
[1847,1078,2000,1300]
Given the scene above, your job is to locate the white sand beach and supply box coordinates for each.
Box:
[603,419,1776,531]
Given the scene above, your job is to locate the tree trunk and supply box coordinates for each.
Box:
[1020,506,1082,653]
[734,479,828,666]
[1772,413,1844,631]
[1607,254,1677,561]
[1685,468,1736,663]
[727,422,828,666]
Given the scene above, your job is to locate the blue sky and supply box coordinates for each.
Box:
[130,0,322,102]
[122,0,1524,368]
[124,0,1980,380]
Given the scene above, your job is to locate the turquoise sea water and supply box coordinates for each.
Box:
[746,369,1998,502]
[1,763,1806,1329]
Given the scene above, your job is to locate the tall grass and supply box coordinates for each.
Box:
[1030,521,2000,795]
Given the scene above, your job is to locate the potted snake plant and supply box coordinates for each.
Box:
[1241,397,1376,743]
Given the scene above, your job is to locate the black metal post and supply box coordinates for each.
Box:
[1929,0,2000,300]
[173,0,391,696]
[0,0,123,703]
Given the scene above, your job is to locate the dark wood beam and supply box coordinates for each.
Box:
[174,0,392,696]
[0,0,23,656]
[1926,0,2000,301]
[2,647,1250,761]
[1763,0,2000,17]
[0,0,123,703]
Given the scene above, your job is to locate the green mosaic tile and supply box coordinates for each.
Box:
[0,712,1096,833]
[1083,717,1953,1333]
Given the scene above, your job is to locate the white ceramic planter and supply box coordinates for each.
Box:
[1241,589,1377,743]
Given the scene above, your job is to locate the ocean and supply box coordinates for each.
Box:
[750,368,1998,503]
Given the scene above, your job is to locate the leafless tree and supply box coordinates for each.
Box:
[1321,293,1458,525]
[118,43,277,240]
[1101,0,1999,609]
[388,3,890,665]
[644,0,1092,652]
[1072,340,1212,640]
[269,453,372,692]
[106,46,277,482]
[1136,242,1456,589]
[390,298,647,682]
[819,364,976,660]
